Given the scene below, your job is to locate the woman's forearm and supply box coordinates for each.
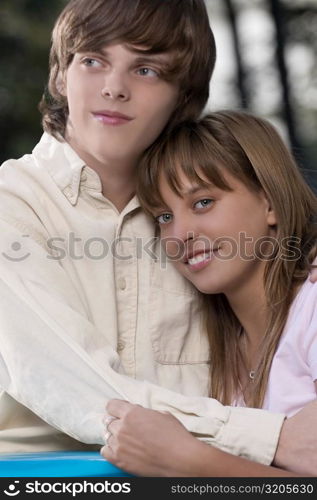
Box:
[191,441,302,477]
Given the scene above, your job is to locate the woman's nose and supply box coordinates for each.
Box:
[163,218,198,259]
[172,217,197,243]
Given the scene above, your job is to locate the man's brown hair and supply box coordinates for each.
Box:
[39,0,216,139]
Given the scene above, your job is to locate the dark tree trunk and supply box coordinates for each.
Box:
[268,0,302,155]
[223,0,249,108]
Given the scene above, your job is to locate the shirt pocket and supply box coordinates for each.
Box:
[148,259,210,365]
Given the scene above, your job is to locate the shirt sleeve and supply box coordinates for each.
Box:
[306,286,317,382]
[0,217,284,465]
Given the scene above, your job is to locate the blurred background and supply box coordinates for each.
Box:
[0,0,316,192]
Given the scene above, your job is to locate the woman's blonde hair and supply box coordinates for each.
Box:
[39,0,216,140]
[137,110,317,408]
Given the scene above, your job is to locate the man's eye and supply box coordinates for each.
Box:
[155,213,173,224]
[194,199,213,209]
[82,58,102,67]
[137,67,159,77]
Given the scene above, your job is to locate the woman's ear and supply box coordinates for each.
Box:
[263,194,277,227]
[259,190,277,227]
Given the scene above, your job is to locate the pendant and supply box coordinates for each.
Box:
[249,370,255,380]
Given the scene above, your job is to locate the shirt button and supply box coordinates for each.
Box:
[117,341,125,351]
[118,278,126,290]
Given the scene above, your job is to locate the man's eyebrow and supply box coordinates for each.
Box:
[98,47,169,64]
[133,55,169,66]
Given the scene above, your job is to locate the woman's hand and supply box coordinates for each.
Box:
[100,399,201,476]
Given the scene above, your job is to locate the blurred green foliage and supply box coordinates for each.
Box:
[0,0,316,196]
[0,0,66,161]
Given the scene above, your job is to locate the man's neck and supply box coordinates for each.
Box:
[66,136,138,212]
[99,171,137,212]
[86,157,137,212]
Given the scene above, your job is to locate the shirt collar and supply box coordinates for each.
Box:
[32,133,85,206]
[32,133,141,213]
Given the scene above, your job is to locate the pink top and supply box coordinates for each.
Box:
[234,278,317,417]
[263,278,317,416]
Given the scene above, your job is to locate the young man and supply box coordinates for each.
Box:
[0,0,316,474]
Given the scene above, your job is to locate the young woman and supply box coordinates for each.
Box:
[102,110,317,476]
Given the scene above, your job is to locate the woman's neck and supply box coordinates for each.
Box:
[227,272,268,399]
[226,264,268,347]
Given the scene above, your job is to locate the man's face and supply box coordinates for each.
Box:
[62,43,179,169]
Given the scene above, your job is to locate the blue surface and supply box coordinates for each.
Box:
[0,451,132,477]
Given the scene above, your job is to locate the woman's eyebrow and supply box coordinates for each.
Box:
[152,203,170,212]
[182,185,211,196]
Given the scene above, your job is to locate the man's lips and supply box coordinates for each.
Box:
[92,110,134,125]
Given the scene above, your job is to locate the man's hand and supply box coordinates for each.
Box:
[273,399,317,475]
[310,257,317,283]
[310,267,317,283]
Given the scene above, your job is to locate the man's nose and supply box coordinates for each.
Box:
[101,71,130,101]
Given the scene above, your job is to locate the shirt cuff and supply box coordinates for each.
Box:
[211,406,285,465]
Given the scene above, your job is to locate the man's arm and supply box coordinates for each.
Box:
[0,217,284,463]
[103,399,317,476]
[101,400,301,477]
[273,399,317,475]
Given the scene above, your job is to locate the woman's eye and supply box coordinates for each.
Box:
[82,58,102,68]
[137,67,159,77]
[194,199,213,209]
[155,213,173,224]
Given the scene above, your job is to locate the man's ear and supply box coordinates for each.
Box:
[56,71,66,97]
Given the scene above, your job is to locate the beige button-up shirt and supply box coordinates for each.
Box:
[0,133,284,463]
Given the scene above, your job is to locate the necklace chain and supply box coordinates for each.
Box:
[249,370,256,381]
[239,327,257,382]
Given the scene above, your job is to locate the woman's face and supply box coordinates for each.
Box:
[153,167,276,298]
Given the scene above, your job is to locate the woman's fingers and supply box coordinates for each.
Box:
[106,399,135,418]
